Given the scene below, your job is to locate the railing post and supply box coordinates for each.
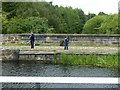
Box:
[36,83,41,90]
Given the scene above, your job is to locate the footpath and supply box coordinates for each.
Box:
[1,46,119,54]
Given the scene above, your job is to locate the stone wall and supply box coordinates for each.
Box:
[2,49,20,60]
[1,48,118,61]
[1,34,120,46]
[1,49,61,61]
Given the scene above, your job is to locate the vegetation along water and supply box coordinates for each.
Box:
[54,54,119,68]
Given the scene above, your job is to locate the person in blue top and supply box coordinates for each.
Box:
[64,36,69,50]
[29,31,35,48]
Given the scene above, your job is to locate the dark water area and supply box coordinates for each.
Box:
[1,61,119,89]
[2,83,119,89]
[2,61,119,77]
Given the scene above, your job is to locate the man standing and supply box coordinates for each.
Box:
[64,36,69,50]
[29,32,35,48]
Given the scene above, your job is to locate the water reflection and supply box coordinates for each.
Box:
[2,61,119,77]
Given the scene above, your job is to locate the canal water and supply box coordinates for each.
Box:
[2,61,119,89]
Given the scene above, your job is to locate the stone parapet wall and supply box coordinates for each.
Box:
[2,34,22,44]
[1,34,120,46]
[1,49,20,60]
[1,48,117,61]
[1,49,60,61]
[19,52,61,61]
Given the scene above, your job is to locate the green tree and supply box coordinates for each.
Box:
[2,17,49,34]
[2,11,9,34]
[75,8,86,33]
[2,2,17,19]
[86,13,96,20]
[100,14,119,34]
[83,15,106,34]
[2,2,118,34]
[98,12,107,15]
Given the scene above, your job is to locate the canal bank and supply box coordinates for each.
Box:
[1,46,119,68]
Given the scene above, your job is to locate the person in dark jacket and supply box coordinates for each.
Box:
[29,32,35,48]
[64,36,69,50]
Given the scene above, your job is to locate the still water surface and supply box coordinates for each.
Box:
[2,61,119,88]
[2,61,118,77]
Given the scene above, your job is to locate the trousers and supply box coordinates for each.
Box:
[30,40,34,48]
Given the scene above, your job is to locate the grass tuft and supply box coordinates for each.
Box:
[54,54,118,68]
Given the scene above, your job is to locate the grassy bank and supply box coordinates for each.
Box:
[2,43,27,46]
[54,54,118,68]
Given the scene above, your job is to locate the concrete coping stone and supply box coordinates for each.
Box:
[19,50,117,55]
[19,51,61,55]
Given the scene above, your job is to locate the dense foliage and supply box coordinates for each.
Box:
[99,14,119,34]
[83,15,106,34]
[83,14,119,34]
[2,2,119,34]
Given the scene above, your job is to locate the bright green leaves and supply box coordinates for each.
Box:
[83,14,119,34]
[2,17,49,34]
